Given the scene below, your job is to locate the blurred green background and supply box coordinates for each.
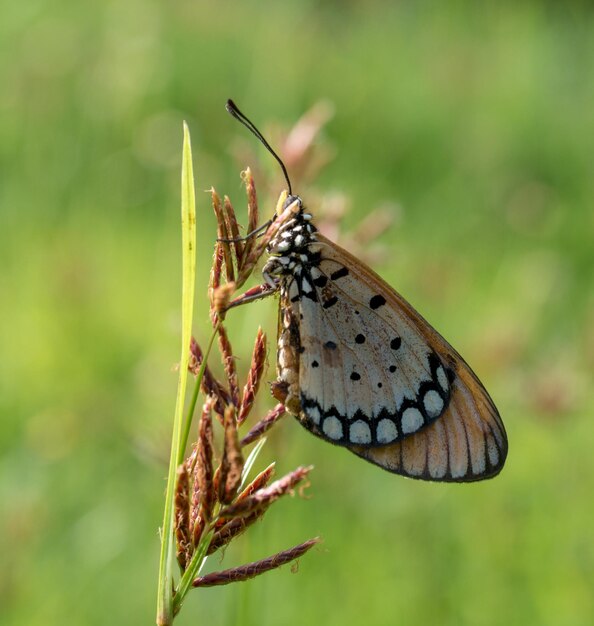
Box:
[2,1,593,625]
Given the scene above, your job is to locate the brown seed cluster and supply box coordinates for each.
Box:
[173,169,317,590]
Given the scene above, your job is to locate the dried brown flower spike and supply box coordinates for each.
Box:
[237,328,267,425]
[169,164,318,616]
[193,538,321,588]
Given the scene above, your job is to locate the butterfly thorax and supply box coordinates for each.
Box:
[262,196,319,288]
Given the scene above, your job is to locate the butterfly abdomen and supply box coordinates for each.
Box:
[272,297,303,416]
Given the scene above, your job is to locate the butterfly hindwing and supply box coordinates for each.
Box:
[263,194,507,482]
[275,232,507,482]
[295,248,452,445]
[350,359,507,481]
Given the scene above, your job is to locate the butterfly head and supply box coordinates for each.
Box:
[272,191,315,235]
[274,190,306,217]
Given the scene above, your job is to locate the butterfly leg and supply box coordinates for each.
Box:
[224,259,283,312]
[224,282,279,312]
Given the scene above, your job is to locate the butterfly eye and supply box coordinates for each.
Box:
[283,195,301,210]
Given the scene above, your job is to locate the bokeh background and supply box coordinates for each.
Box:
[2,2,593,625]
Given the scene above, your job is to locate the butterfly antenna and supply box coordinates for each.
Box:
[225,99,293,195]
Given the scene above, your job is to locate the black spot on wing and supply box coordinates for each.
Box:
[322,296,338,309]
[330,267,349,280]
[369,294,387,309]
[390,337,402,350]
[355,334,366,344]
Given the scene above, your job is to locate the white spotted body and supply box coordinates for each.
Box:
[265,193,508,482]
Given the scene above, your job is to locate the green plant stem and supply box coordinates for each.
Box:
[173,527,215,615]
[177,322,220,466]
[156,123,196,626]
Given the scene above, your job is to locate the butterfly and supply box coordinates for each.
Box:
[226,100,508,482]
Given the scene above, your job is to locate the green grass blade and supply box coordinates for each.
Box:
[156,122,196,626]
[240,437,268,490]
[172,528,215,616]
[177,321,220,466]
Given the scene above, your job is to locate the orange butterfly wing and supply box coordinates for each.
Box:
[313,233,508,482]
